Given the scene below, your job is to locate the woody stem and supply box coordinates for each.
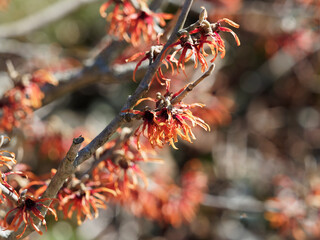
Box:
[171,64,215,105]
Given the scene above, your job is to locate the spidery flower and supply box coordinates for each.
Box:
[125,36,178,85]
[93,133,161,197]
[0,69,57,132]
[124,89,210,149]
[0,136,16,169]
[119,159,207,226]
[125,2,173,46]
[57,175,116,225]
[100,0,135,18]
[4,192,57,238]
[0,136,20,202]
[21,169,57,198]
[100,0,172,46]
[166,7,240,74]
[100,0,136,40]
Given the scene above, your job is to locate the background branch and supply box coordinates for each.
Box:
[0,0,99,38]
[42,41,135,106]
[202,194,265,213]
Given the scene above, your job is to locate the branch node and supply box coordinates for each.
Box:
[66,136,84,163]
[73,136,84,145]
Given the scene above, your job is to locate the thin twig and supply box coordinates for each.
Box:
[0,0,99,38]
[171,64,214,105]
[0,183,18,203]
[202,194,265,213]
[42,136,85,200]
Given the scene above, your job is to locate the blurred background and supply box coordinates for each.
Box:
[0,0,319,239]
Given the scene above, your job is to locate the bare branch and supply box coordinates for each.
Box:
[0,1,194,238]
[41,41,135,106]
[74,0,194,167]
[121,0,193,111]
[0,39,59,60]
[0,0,99,38]
[202,194,265,213]
[42,136,84,200]
[3,136,84,240]
[171,64,214,105]
[0,183,18,203]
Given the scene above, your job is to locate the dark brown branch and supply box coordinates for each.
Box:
[42,136,84,200]
[74,0,194,167]
[42,40,131,105]
[0,0,99,38]
[41,62,146,106]
[171,64,214,105]
[0,1,194,239]
[84,127,134,176]
[3,136,85,240]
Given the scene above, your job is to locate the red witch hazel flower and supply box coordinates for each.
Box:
[93,131,162,197]
[0,64,58,132]
[126,7,240,85]
[119,159,207,227]
[100,0,172,46]
[100,0,135,18]
[21,168,57,198]
[166,7,240,73]
[100,0,136,39]
[57,175,116,225]
[0,135,20,202]
[4,190,57,238]
[124,2,173,46]
[125,35,178,85]
[0,136,16,170]
[124,88,210,149]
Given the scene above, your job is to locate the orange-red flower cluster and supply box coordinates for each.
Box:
[0,69,57,132]
[57,176,116,225]
[120,159,207,226]
[4,194,57,238]
[90,137,208,226]
[0,136,57,238]
[167,8,240,73]
[0,129,208,232]
[100,0,172,46]
[125,90,210,149]
[126,39,178,87]
[20,168,117,226]
[0,136,18,202]
[265,175,320,240]
[92,132,160,197]
[127,7,239,84]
